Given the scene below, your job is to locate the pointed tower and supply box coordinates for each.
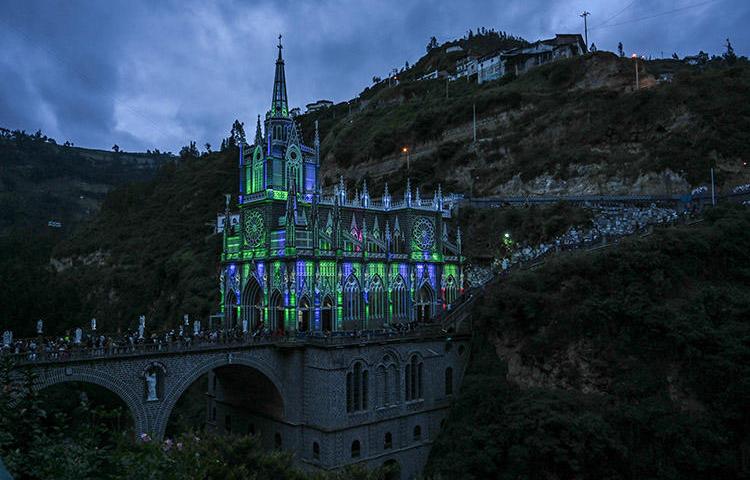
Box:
[361,179,370,207]
[271,34,288,117]
[254,115,263,145]
[383,182,391,210]
[405,179,412,207]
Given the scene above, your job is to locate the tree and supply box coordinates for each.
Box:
[372,75,381,84]
[672,52,680,60]
[426,36,438,53]
[228,119,246,148]
[617,42,624,57]
[204,143,211,154]
[724,38,737,65]
[590,43,597,52]
[405,60,409,69]
[112,144,120,153]
[179,141,199,159]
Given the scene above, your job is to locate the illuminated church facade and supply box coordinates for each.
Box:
[219,39,464,333]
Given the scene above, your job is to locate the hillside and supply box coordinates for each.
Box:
[0,129,173,235]
[296,52,750,197]
[426,206,750,479]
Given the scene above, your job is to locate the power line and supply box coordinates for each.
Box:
[590,0,637,29]
[589,0,723,31]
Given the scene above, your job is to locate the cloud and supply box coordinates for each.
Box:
[0,0,747,152]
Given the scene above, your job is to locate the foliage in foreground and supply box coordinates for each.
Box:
[427,206,750,479]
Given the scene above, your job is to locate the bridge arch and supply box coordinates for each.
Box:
[153,354,287,440]
[34,368,150,437]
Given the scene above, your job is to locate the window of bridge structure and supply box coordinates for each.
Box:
[275,432,282,449]
[312,441,320,460]
[224,415,232,433]
[384,432,393,450]
[445,367,453,396]
[413,425,422,442]
[351,440,361,458]
[445,275,458,306]
[377,355,400,407]
[346,361,369,413]
[405,355,423,401]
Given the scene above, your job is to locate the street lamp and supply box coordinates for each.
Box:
[631,53,639,91]
[402,146,410,173]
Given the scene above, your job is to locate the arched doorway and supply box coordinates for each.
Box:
[241,277,263,331]
[416,284,434,323]
[163,362,285,444]
[322,295,334,332]
[225,290,239,330]
[270,290,284,334]
[382,459,401,480]
[298,296,311,332]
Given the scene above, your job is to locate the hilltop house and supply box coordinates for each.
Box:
[305,99,333,113]
[452,55,478,80]
[473,33,587,84]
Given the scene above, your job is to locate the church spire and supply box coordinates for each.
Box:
[271,34,288,117]
[254,115,263,146]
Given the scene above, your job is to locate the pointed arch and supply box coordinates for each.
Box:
[285,145,303,191]
[225,290,239,330]
[343,274,361,330]
[445,275,458,307]
[321,294,334,332]
[297,295,311,332]
[416,283,434,323]
[369,274,386,328]
[392,274,408,322]
[241,276,263,331]
[269,289,285,333]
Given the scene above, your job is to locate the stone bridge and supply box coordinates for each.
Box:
[11,320,472,478]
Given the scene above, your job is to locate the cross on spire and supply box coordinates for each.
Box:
[271,34,288,116]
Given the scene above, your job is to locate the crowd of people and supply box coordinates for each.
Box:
[0,318,439,363]
[465,203,692,287]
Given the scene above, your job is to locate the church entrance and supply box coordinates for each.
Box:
[297,297,310,332]
[242,278,263,332]
[416,284,434,323]
[270,290,284,334]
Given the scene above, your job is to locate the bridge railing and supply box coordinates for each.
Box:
[3,325,451,366]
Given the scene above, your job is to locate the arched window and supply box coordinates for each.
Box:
[241,277,263,331]
[416,283,434,323]
[252,160,264,192]
[413,425,421,441]
[405,355,423,401]
[445,275,458,306]
[392,275,408,322]
[346,360,368,412]
[377,365,387,407]
[369,275,385,328]
[445,367,453,395]
[351,440,361,458]
[321,295,334,332]
[388,364,399,404]
[312,442,320,460]
[384,432,393,450]
[298,296,311,332]
[343,275,361,329]
[269,290,284,333]
[274,432,282,449]
[225,290,238,330]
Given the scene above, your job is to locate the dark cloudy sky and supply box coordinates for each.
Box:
[0,0,746,153]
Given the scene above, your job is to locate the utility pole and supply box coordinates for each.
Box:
[446,79,449,100]
[472,103,477,144]
[580,11,590,49]
[710,167,716,206]
[632,54,640,90]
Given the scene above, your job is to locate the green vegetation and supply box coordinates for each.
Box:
[427,206,750,479]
